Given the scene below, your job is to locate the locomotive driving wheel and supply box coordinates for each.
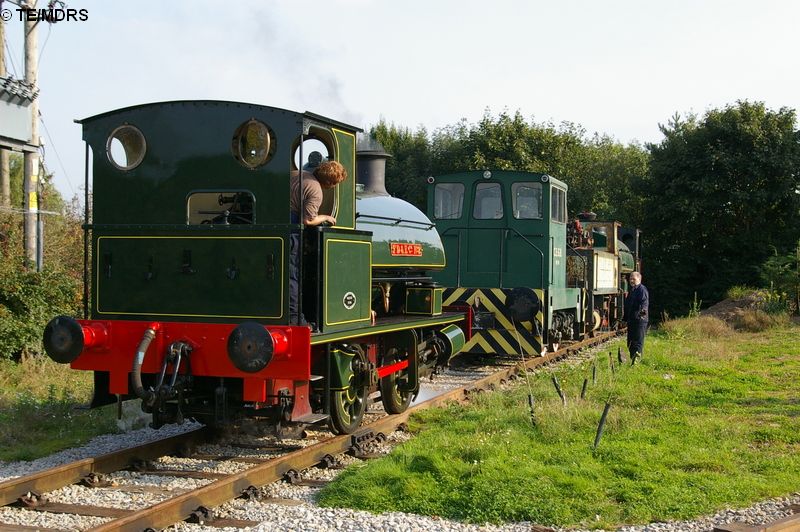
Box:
[329,345,369,434]
[379,348,413,414]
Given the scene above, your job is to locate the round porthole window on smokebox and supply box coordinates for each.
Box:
[232,119,275,169]
[106,125,146,171]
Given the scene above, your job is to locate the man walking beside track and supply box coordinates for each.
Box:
[624,271,649,364]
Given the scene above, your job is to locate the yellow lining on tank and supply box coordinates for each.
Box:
[330,128,355,231]
[95,236,285,319]
[324,238,372,326]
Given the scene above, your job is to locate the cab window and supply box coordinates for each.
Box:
[292,133,337,217]
[551,187,566,223]
[434,183,465,219]
[231,120,274,169]
[512,182,542,219]
[187,191,255,225]
[473,182,504,220]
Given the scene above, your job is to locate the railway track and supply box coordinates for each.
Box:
[0,330,618,531]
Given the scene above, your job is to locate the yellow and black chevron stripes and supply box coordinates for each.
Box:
[461,329,542,356]
[445,287,544,356]
[461,332,494,354]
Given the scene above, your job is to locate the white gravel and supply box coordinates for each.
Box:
[0,419,202,482]
[0,506,110,529]
[612,494,800,532]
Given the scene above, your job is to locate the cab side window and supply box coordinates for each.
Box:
[434,183,465,219]
[551,187,566,223]
[512,182,542,219]
[292,135,337,217]
[473,182,504,220]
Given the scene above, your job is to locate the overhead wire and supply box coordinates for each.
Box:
[2,28,21,78]
[38,20,51,65]
[3,0,78,201]
[39,113,76,197]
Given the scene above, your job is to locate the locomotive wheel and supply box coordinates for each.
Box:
[329,346,368,434]
[379,349,412,415]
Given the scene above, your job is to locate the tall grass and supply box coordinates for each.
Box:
[0,357,117,462]
[730,310,791,332]
[726,285,758,300]
[660,315,731,340]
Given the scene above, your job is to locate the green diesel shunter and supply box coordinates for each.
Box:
[427,170,639,355]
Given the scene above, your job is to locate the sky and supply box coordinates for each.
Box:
[2,0,799,203]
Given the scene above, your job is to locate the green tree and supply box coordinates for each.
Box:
[428,110,648,222]
[644,101,800,317]
[369,120,432,209]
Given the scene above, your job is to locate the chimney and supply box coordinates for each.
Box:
[356,136,391,196]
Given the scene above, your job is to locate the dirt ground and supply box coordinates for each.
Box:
[700,293,764,322]
[702,291,800,324]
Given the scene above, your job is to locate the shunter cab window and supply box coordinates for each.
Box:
[551,187,566,224]
[512,182,543,219]
[434,183,465,219]
[473,182,504,219]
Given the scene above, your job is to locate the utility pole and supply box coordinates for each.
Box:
[23,0,40,266]
[0,13,10,208]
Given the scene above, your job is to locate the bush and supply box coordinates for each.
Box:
[726,285,759,300]
[0,263,81,359]
[756,290,793,315]
[730,310,790,332]
[759,247,799,313]
[0,214,82,359]
[660,315,731,341]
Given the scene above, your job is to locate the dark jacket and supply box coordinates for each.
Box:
[624,284,649,323]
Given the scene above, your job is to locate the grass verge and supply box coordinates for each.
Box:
[0,356,118,462]
[318,322,800,529]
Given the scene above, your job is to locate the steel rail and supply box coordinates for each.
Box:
[713,504,800,532]
[90,330,619,532]
[0,428,209,507]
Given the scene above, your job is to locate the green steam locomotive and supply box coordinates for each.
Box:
[42,101,466,434]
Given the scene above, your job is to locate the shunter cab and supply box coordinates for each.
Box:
[428,170,582,354]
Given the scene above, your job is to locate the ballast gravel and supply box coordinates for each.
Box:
[1,357,798,531]
[0,420,203,482]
